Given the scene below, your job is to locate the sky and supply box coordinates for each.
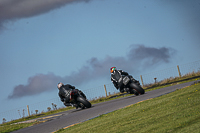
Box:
[0,0,200,114]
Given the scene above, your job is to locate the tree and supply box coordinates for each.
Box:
[52,103,57,110]
[35,110,38,114]
[2,118,6,124]
[47,107,51,111]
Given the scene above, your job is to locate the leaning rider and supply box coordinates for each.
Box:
[57,82,76,107]
[110,67,139,93]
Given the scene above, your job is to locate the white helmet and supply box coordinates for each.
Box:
[57,82,64,89]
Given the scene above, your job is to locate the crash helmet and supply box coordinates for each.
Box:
[57,82,64,89]
[110,67,116,73]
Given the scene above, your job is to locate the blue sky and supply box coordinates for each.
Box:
[0,0,200,113]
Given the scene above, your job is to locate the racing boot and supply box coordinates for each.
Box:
[64,102,71,107]
[124,88,130,93]
[119,87,124,93]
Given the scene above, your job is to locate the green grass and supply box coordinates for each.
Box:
[143,71,200,90]
[0,73,199,133]
[0,122,38,133]
[0,107,75,133]
[90,75,200,105]
[56,82,200,133]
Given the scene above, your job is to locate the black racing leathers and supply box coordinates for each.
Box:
[58,84,75,103]
[111,70,128,93]
[111,70,138,93]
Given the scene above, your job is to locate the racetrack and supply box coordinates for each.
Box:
[12,80,199,133]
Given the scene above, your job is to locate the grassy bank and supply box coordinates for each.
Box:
[56,81,200,133]
[0,74,199,133]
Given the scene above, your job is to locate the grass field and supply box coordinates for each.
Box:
[56,81,200,133]
[0,75,199,133]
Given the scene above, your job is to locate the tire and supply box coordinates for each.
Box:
[77,96,91,108]
[133,89,139,96]
[130,83,145,95]
[129,88,139,96]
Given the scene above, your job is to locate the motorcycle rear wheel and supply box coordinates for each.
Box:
[132,89,139,96]
[77,96,91,108]
[130,83,145,95]
[128,88,139,95]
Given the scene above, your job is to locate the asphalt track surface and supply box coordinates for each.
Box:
[12,80,199,133]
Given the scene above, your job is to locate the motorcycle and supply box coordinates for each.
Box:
[64,89,91,109]
[115,72,145,95]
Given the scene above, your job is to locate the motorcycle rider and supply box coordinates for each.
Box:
[57,82,75,105]
[57,82,87,109]
[57,82,78,108]
[110,67,139,93]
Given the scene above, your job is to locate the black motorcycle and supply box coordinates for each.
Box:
[115,72,145,95]
[64,89,91,109]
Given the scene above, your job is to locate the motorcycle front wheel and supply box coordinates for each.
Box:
[130,83,145,95]
[77,96,91,108]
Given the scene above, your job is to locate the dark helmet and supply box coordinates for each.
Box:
[110,67,116,73]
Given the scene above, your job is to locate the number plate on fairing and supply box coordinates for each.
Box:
[123,76,130,85]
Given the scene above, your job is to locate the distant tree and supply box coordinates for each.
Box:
[35,110,38,114]
[47,107,51,111]
[23,109,25,118]
[18,110,21,118]
[2,118,6,124]
[154,78,157,83]
[52,103,57,110]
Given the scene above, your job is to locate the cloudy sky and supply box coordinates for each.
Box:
[0,0,200,113]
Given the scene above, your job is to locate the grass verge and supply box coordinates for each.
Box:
[0,74,199,133]
[56,81,200,133]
